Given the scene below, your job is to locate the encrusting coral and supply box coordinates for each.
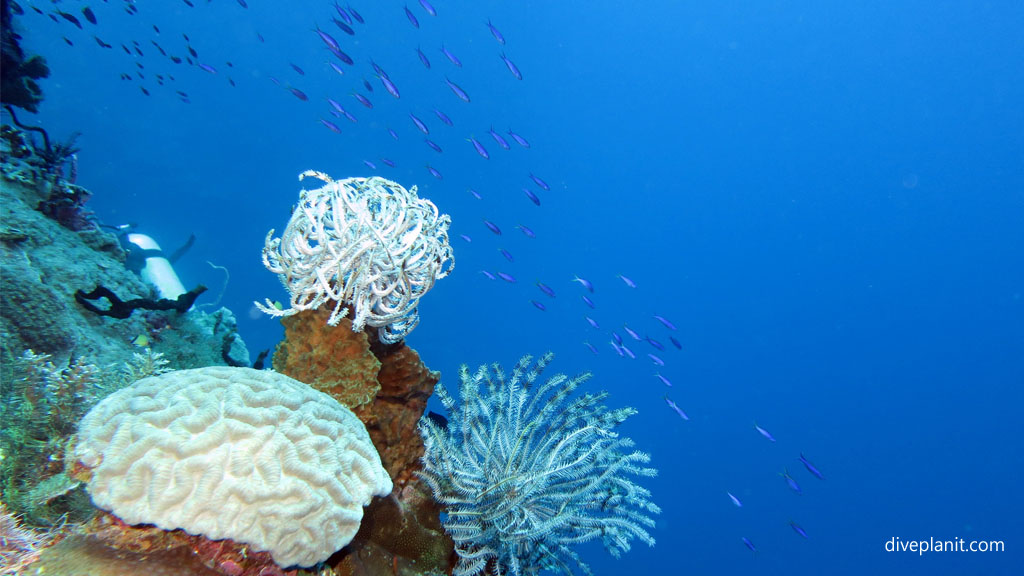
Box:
[256,171,454,344]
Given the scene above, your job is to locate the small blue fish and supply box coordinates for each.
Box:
[380,75,400,99]
[327,98,345,114]
[486,19,505,44]
[404,5,419,28]
[529,172,550,191]
[727,492,742,508]
[329,62,346,76]
[789,520,809,539]
[370,60,389,79]
[618,274,637,288]
[654,315,677,330]
[488,127,510,149]
[416,46,431,69]
[445,77,470,102]
[289,87,308,101]
[654,373,672,387]
[646,336,665,351]
[468,136,489,159]
[332,17,355,36]
[742,537,757,553]
[381,158,395,167]
[388,127,399,140]
[585,316,600,329]
[348,5,364,24]
[523,188,541,206]
[648,353,665,366]
[363,78,374,92]
[425,139,443,153]
[498,272,516,283]
[664,396,689,420]
[500,52,522,80]
[320,118,342,133]
[480,270,496,280]
[426,164,442,179]
[483,220,501,235]
[573,276,594,292]
[754,422,776,443]
[669,336,683,350]
[352,92,372,108]
[410,113,430,134]
[622,324,641,341]
[582,295,595,308]
[531,300,546,311]
[199,62,218,74]
[508,129,530,148]
[536,282,555,298]
[441,44,462,68]
[328,46,354,65]
[469,188,482,200]
[333,2,352,24]
[621,344,636,360]
[584,341,598,355]
[419,0,437,16]
[363,159,377,170]
[799,454,825,480]
[314,25,341,52]
[780,469,802,494]
[434,108,453,126]
[610,341,625,357]
[459,234,471,243]
[611,332,623,346]
[516,224,535,238]
[499,248,514,262]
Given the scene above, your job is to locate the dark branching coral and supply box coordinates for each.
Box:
[418,353,661,576]
[74,284,207,319]
[1,0,50,113]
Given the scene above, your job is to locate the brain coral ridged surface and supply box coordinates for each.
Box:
[72,366,393,568]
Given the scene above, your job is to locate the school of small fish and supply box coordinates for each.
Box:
[27,0,827,556]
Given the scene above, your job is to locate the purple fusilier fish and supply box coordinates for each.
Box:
[328,46,354,65]
[670,336,683,350]
[352,92,372,108]
[289,87,308,101]
[664,396,689,420]
[508,129,530,148]
[333,2,352,24]
[348,5,364,23]
[426,165,442,179]
[381,158,396,167]
[654,315,677,330]
[370,60,389,79]
[380,75,400,99]
[584,341,598,355]
[611,332,623,346]
[529,172,550,191]
[314,25,341,52]
[799,454,824,480]
[416,46,431,69]
[621,344,636,360]
[329,62,346,76]
[332,18,355,36]
[419,0,437,16]
[646,336,665,351]
[727,492,742,508]
[623,324,641,341]
[790,520,809,539]
[483,219,501,235]
[585,316,600,329]
[488,127,510,149]
[468,136,489,159]
[440,44,462,67]
[582,295,595,308]
[363,159,377,170]
[523,188,541,206]
[500,52,522,80]
[388,127,399,140]
[609,341,624,357]
[780,469,802,494]
[654,373,672,387]
[499,248,514,262]
[486,19,505,44]
[404,5,419,28]
[573,276,594,292]
[445,77,470,102]
[754,422,776,443]
[531,300,545,311]
[480,270,496,280]
[516,224,535,237]
[536,282,555,298]
[498,272,516,283]
[459,234,471,243]
[618,274,637,288]
[320,118,342,133]
[469,188,482,200]
[648,353,665,366]
[434,108,453,126]
[742,537,757,553]
[425,139,442,153]
[410,113,430,134]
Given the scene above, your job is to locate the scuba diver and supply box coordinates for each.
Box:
[101,223,195,300]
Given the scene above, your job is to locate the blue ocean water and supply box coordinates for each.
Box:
[14,0,1023,574]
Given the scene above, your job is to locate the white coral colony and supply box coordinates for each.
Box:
[256,171,455,344]
[72,367,393,568]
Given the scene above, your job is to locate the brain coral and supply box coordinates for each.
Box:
[71,366,393,568]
